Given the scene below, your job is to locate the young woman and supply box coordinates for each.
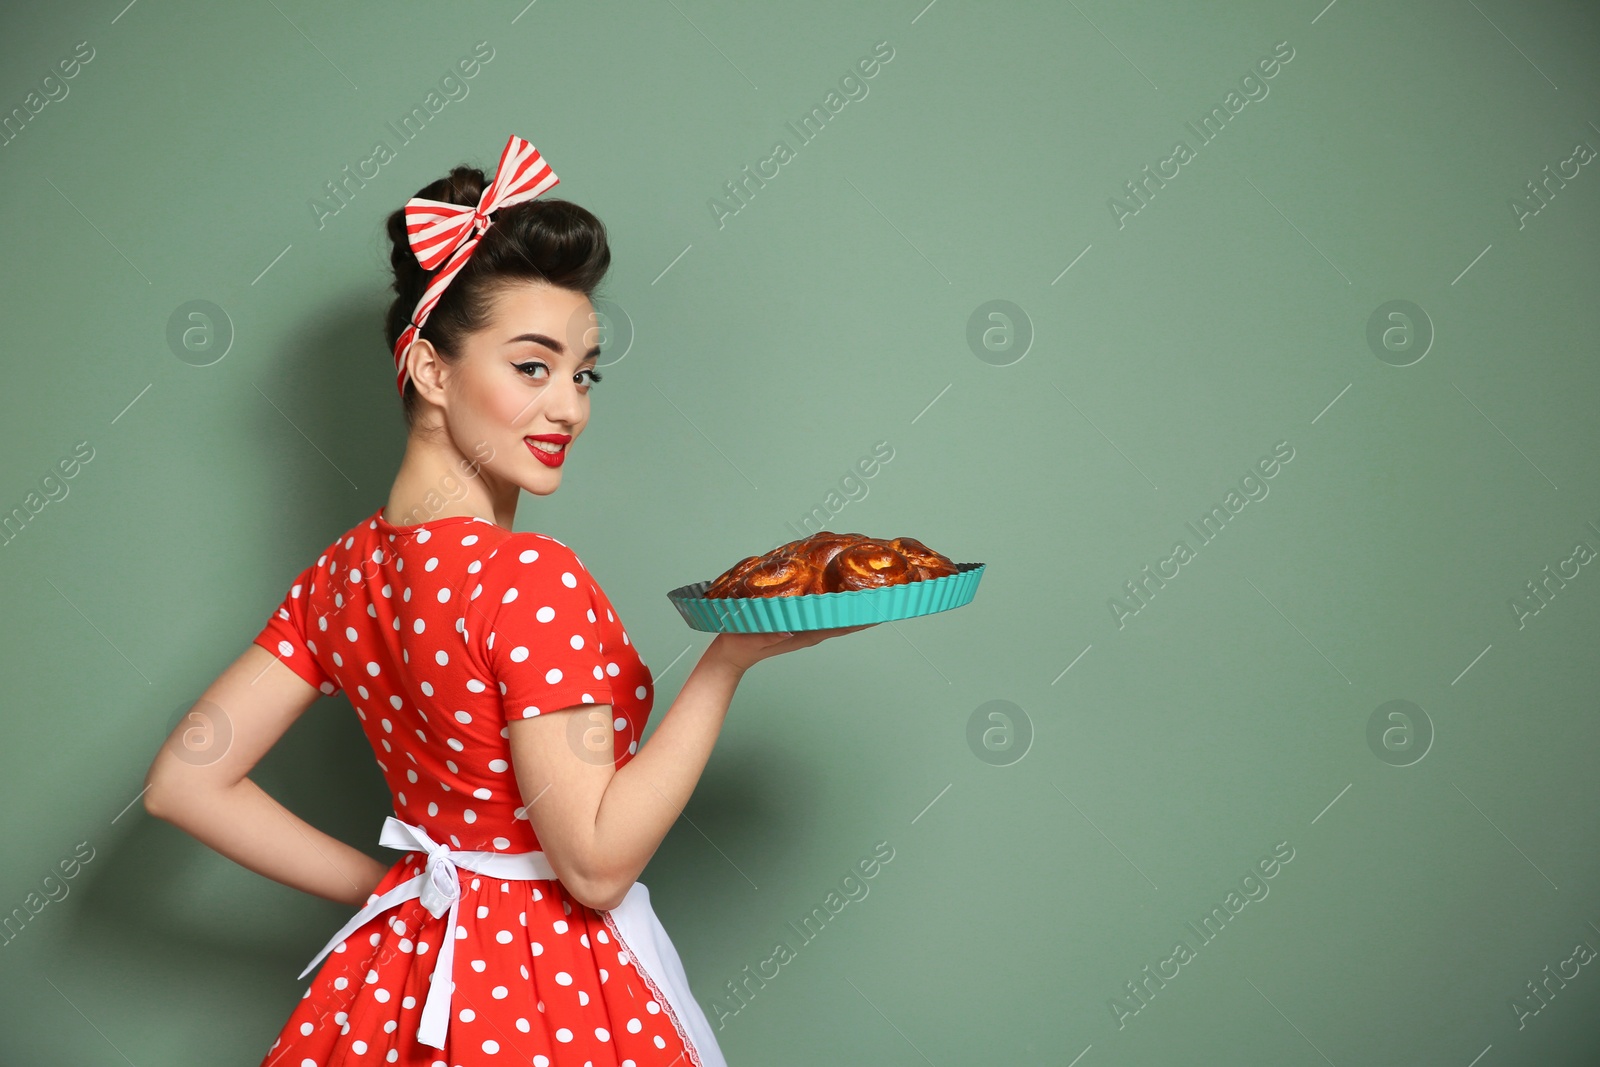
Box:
[143,134,869,1067]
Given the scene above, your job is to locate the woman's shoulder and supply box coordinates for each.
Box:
[493,526,573,549]
[487,528,584,563]
[463,531,605,658]
[479,529,599,591]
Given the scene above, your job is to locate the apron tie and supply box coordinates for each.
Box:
[296,816,558,1049]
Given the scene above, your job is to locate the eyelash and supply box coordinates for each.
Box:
[513,361,602,386]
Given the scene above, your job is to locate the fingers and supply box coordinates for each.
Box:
[749,622,875,656]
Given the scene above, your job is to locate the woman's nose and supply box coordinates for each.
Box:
[545,373,587,421]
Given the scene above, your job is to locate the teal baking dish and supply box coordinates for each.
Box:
[667,562,986,633]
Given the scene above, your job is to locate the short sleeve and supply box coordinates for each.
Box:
[477,536,614,720]
[252,563,340,695]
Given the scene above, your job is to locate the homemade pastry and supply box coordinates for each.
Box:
[822,539,915,591]
[702,554,764,598]
[721,553,817,598]
[702,530,958,598]
[889,536,958,581]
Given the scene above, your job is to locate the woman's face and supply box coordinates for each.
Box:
[427,280,601,497]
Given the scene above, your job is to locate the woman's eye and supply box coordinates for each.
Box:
[513,361,600,388]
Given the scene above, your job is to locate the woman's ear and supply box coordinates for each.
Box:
[407,339,450,410]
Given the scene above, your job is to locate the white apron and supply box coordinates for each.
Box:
[296,815,727,1065]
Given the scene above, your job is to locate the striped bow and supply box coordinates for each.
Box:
[392,134,561,394]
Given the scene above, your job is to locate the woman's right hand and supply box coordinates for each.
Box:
[706,624,878,673]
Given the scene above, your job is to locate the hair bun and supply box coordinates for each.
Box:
[381,160,612,427]
[385,165,487,281]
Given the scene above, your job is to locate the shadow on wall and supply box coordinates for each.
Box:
[70,293,410,971]
[74,703,394,964]
[251,291,414,548]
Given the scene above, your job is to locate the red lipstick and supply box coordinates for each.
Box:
[525,433,571,468]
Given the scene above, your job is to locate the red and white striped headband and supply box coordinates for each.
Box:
[392,133,561,394]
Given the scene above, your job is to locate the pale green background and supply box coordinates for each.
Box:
[2,0,1598,1064]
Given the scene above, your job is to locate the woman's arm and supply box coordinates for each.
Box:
[143,644,390,908]
[508,627,868,910]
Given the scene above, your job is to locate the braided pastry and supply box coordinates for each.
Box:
[701,530,960,598]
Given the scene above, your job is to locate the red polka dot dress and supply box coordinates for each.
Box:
[251,508,725,1067]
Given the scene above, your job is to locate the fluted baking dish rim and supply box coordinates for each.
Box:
[666,562,986,633]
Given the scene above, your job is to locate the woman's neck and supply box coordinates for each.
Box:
[384,431,518,531]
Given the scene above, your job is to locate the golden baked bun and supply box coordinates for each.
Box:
[704,554,763,598]
[790,531,861,579]
[822,539,916,591]
[721,552,820,598]
[700,532,958,598]
[889,536,957,580]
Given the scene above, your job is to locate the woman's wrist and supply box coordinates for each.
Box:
[700,634,753,677]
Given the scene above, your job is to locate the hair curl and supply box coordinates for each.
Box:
[384,163,611,426]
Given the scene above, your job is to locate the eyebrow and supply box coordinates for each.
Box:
[506,332,601,361]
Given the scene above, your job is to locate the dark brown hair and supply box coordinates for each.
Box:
[384,163,611,426]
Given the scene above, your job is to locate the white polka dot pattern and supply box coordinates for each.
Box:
[251,510,681,1067]
[478,541,617,725]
